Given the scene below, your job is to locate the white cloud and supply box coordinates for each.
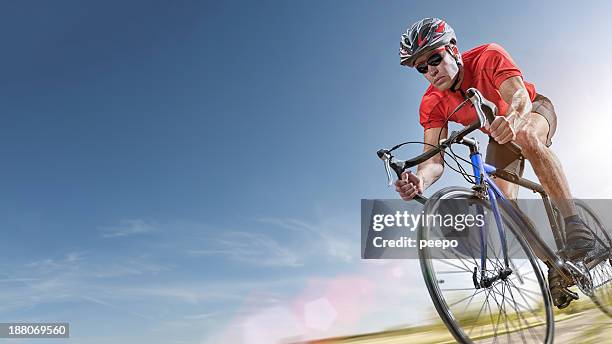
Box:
[257,216,358,263]
[112,278,303,307]
[187,214,359,268]
[25,251,84,271]
[189,231,302,267]
[100,219,158,238]
[0,251,172,314]
[80,295,155,320]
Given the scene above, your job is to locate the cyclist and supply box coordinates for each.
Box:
[394,17,595,307]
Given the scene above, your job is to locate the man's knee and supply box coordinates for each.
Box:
[495,178,519,199]
[499,184,518,200]
[516,128,541,152]
[515,114,549,156]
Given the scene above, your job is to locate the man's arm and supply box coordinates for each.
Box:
[500,76,532,125]
[417,127,447,189]
[489,76,533,144]
[395,127,447,201]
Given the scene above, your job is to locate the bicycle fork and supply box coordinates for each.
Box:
[469,149,513,289]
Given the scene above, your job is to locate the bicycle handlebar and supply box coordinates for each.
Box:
[377,88,523,203]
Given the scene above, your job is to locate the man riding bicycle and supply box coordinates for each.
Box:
[394,17,596,307]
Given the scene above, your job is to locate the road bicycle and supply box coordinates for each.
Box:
[376,88,612,343]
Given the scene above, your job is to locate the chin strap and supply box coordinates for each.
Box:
[446,45,465,99]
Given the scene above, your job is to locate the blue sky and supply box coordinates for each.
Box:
[0,1,611,343]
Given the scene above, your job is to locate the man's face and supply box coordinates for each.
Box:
[414,46,460,91]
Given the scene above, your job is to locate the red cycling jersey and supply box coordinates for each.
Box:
[419,43,536,130]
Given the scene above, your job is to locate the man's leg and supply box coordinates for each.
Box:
[514,111,591,309]
[514,113,574,215]
[495,176,519,199]
[514,112,594,260]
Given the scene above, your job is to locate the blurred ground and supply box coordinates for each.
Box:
[295,308,612,344]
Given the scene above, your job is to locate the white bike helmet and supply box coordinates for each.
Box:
[400,18,457,67]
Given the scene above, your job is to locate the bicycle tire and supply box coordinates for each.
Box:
[418,186,554,344]
[574,200,612,317]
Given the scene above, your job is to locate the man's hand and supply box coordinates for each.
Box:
[395,171,424,201]
[490,112,517,144]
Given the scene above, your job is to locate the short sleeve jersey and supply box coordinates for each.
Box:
[419,43,536,130]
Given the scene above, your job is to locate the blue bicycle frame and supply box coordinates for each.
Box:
[470,150,520,274]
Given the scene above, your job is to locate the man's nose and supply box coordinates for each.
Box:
[428,66,438,76]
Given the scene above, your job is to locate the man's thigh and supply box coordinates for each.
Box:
[485,113,548,199]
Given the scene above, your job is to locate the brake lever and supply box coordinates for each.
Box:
[377,149,404,186]
[383,159,393,187]
[466,87,522,156]
[376,148,428,205]
[466,88,490,127]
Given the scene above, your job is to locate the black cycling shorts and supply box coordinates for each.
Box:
[485,93,557,176]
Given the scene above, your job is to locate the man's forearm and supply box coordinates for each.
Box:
[508,88,532,126]
[416,162,444,190]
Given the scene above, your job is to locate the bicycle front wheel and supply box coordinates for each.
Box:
[418,187,554,344]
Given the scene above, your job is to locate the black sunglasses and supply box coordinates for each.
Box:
[416,51,444,74]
